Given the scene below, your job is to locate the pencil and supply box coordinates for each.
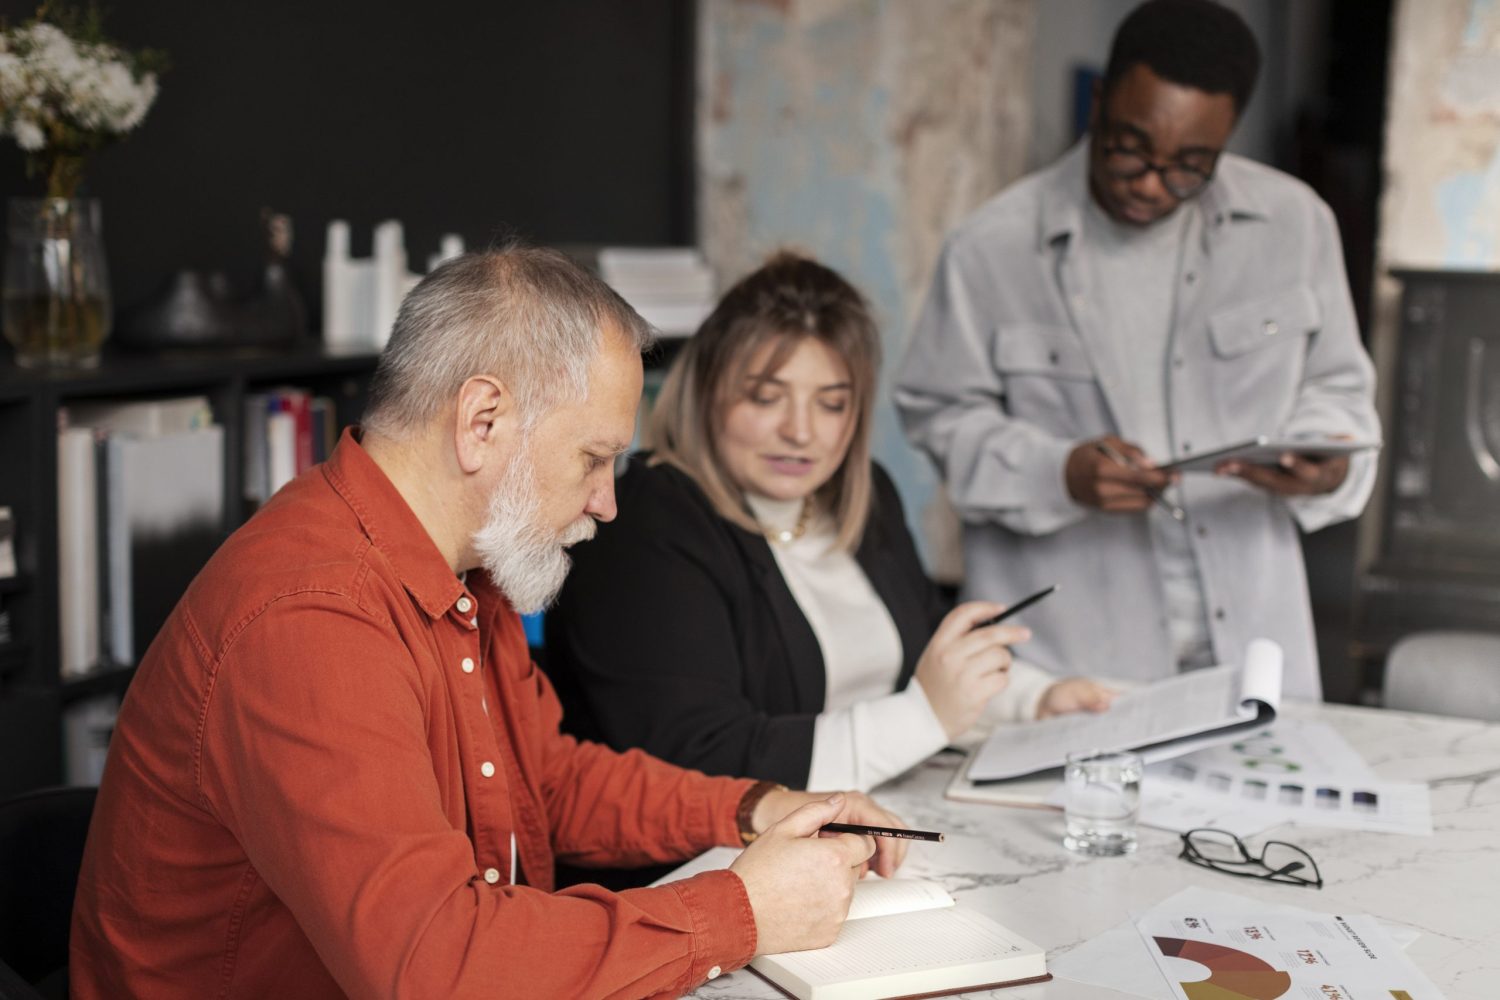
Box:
[974,583,1057,630]
[1095,442,1187,521]
[821,822,945,843]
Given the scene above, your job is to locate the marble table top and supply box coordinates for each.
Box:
[687,701,1500,999]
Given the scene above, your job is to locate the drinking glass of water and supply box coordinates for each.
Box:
[1063,749,1142,856]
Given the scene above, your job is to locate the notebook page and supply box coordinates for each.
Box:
[844,879,953,921]
[759,906,1037,986]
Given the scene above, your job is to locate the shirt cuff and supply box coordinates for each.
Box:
[807,683,950,792]
[665,868,758,989]
[994,434,1090,536]
[1286,448,1376,533]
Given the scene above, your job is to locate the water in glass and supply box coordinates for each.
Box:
[1063,749,1142,856]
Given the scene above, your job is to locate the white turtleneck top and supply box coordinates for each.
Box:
[746,494,1053,791]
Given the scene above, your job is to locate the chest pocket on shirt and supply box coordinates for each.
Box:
[993,322,1105,435]
[1207,285,1319,432]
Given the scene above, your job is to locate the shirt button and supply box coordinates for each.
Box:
[483,868,501,884]
[456,596,473,614]
[1182,441,1192,453]
[1196,525,1208,538]
[1173,356,1185,369]
[1263,320,1279,336]
[1215,608,1227,621]
[1185,271,1197,284]
[707,966,722,980]
[461,657,475,674]
[480,761,496,778]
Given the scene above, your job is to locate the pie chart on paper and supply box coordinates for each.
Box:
[1152,936,1293,1000]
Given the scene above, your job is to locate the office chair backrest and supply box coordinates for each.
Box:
[1385,630,1500,722]
[0,787,97,989]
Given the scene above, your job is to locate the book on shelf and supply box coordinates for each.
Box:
[60,397,225,672]
[597,246,716,338]
[62,693,120,786]
[245,388,336,503]
[0,505,15,579]
[57,426,101,678]
[659,848,1049,1000]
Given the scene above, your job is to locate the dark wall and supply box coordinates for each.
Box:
[0,0,694,323]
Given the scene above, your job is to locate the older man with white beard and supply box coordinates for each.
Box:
[71,246,910,1000]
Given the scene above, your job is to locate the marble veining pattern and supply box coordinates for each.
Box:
[687,701,1500,999]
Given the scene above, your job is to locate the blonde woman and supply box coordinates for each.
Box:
[546,253,1113,791]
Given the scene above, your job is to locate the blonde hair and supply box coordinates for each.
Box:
[650,252,879,552]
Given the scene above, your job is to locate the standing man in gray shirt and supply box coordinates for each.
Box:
[895,0,1379,700]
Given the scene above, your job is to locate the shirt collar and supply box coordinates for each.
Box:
[1038,139,1270,251]
[322,427,469,620]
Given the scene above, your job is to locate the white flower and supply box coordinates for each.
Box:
[12,118,45,150]
[0,18,161,158]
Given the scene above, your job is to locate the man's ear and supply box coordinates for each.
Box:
[453,374,517,475]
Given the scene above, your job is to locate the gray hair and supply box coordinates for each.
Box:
[362,244,654,437]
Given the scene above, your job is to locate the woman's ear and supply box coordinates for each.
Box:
[453,374,517,475]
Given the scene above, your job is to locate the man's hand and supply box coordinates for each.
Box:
[1066,435,1174,511]
[731,794,877,955]
[1036,677,1118,719]
[1217,452,1349,496]
[750,788,910,878]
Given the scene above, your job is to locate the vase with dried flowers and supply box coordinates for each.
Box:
[0,5,163,367]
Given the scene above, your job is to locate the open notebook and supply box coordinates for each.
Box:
[751,877,1048,999]
[656,849,1047,1000]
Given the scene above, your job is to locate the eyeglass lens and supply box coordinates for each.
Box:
[1103,150,1212,198]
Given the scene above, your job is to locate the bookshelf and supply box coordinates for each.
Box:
[0,346,379,798]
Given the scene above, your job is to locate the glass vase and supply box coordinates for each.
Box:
[3,198,113,368]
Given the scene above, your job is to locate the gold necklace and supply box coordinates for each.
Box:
[766,498,814,545]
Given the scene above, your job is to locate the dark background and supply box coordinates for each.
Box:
[0,0,696,322]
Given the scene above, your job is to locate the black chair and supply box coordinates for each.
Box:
[0,787,97,1000]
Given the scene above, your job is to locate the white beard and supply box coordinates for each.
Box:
[472,449,596,614]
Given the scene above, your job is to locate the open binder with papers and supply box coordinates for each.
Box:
[964,639,1284,784]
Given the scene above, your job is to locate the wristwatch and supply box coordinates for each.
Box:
[735,780,788,845]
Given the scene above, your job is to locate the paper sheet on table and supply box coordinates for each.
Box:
[1139,904,1445,999]
[1148,719,1375,782]
[968,640,1283,782]
[1148,764,1432,836]
[1049,886,1422,1000]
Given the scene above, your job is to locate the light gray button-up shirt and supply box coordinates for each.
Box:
[895,142,1381,700]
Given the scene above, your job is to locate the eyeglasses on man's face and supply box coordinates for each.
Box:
[1179,828,1323,889]
[1095,115,1221,200]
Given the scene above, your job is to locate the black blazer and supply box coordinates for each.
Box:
[544,455,947,789]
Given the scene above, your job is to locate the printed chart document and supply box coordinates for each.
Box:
[751,879,1048,1000]
[1050,887,1424,1000]
[1139,905,1446,1000]
[967,640,1283,783]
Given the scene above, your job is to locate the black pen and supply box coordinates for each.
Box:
[821,822,944,843]
[1095,441,1187,521]
[973,584,1057,630]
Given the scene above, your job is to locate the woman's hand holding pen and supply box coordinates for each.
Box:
[1066,434,1178,512]
[916,602,1030,741]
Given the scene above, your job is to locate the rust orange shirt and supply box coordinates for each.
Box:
[71,429,758,999]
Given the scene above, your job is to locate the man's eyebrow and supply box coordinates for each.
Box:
[588,440,632,456]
